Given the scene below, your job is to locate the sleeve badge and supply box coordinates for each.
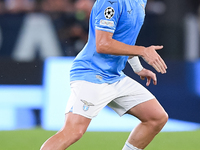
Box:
[104,7,115,19]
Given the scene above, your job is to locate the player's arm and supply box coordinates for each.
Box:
[128,56,143,73]
[96,29,167,74]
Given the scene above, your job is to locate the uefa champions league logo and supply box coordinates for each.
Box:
[81,100,94,111]
[104,7,115,19]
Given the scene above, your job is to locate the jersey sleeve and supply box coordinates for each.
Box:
[95,0,122,33]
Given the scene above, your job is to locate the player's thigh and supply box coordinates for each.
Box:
[127,98,168,122]
[62,112,91,134]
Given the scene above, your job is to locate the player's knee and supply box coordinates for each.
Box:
[144,110,168,133]
[61,128,85,148]
[157,111,168,127]
[73,129,85,142]
[151,111,168,132]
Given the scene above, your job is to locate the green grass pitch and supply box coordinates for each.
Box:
[0,128,200,150]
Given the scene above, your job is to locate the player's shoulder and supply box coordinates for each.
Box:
[94,0,124,12]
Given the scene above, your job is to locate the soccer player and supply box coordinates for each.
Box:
[40,0,168,150]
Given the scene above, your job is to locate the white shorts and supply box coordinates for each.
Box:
[65,76,155,119]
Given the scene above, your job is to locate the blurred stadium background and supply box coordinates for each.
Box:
[0,0,200,149]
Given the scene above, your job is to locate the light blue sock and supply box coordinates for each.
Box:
[122,141,143,150]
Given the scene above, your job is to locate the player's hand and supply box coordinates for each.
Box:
[142,45,167,74]
[135,68,157,86]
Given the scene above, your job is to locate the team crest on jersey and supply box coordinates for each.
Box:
[81,100,94,111]
[104,7,115,19]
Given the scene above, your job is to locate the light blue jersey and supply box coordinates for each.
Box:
[70,0,147,84]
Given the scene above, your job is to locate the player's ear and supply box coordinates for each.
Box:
[95,29,113,53]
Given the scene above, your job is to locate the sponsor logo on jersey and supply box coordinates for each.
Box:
[81,100,94,111]
[104,7,115,19]
[100,19,114,27]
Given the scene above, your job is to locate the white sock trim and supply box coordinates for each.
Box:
[122,141,143,150]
